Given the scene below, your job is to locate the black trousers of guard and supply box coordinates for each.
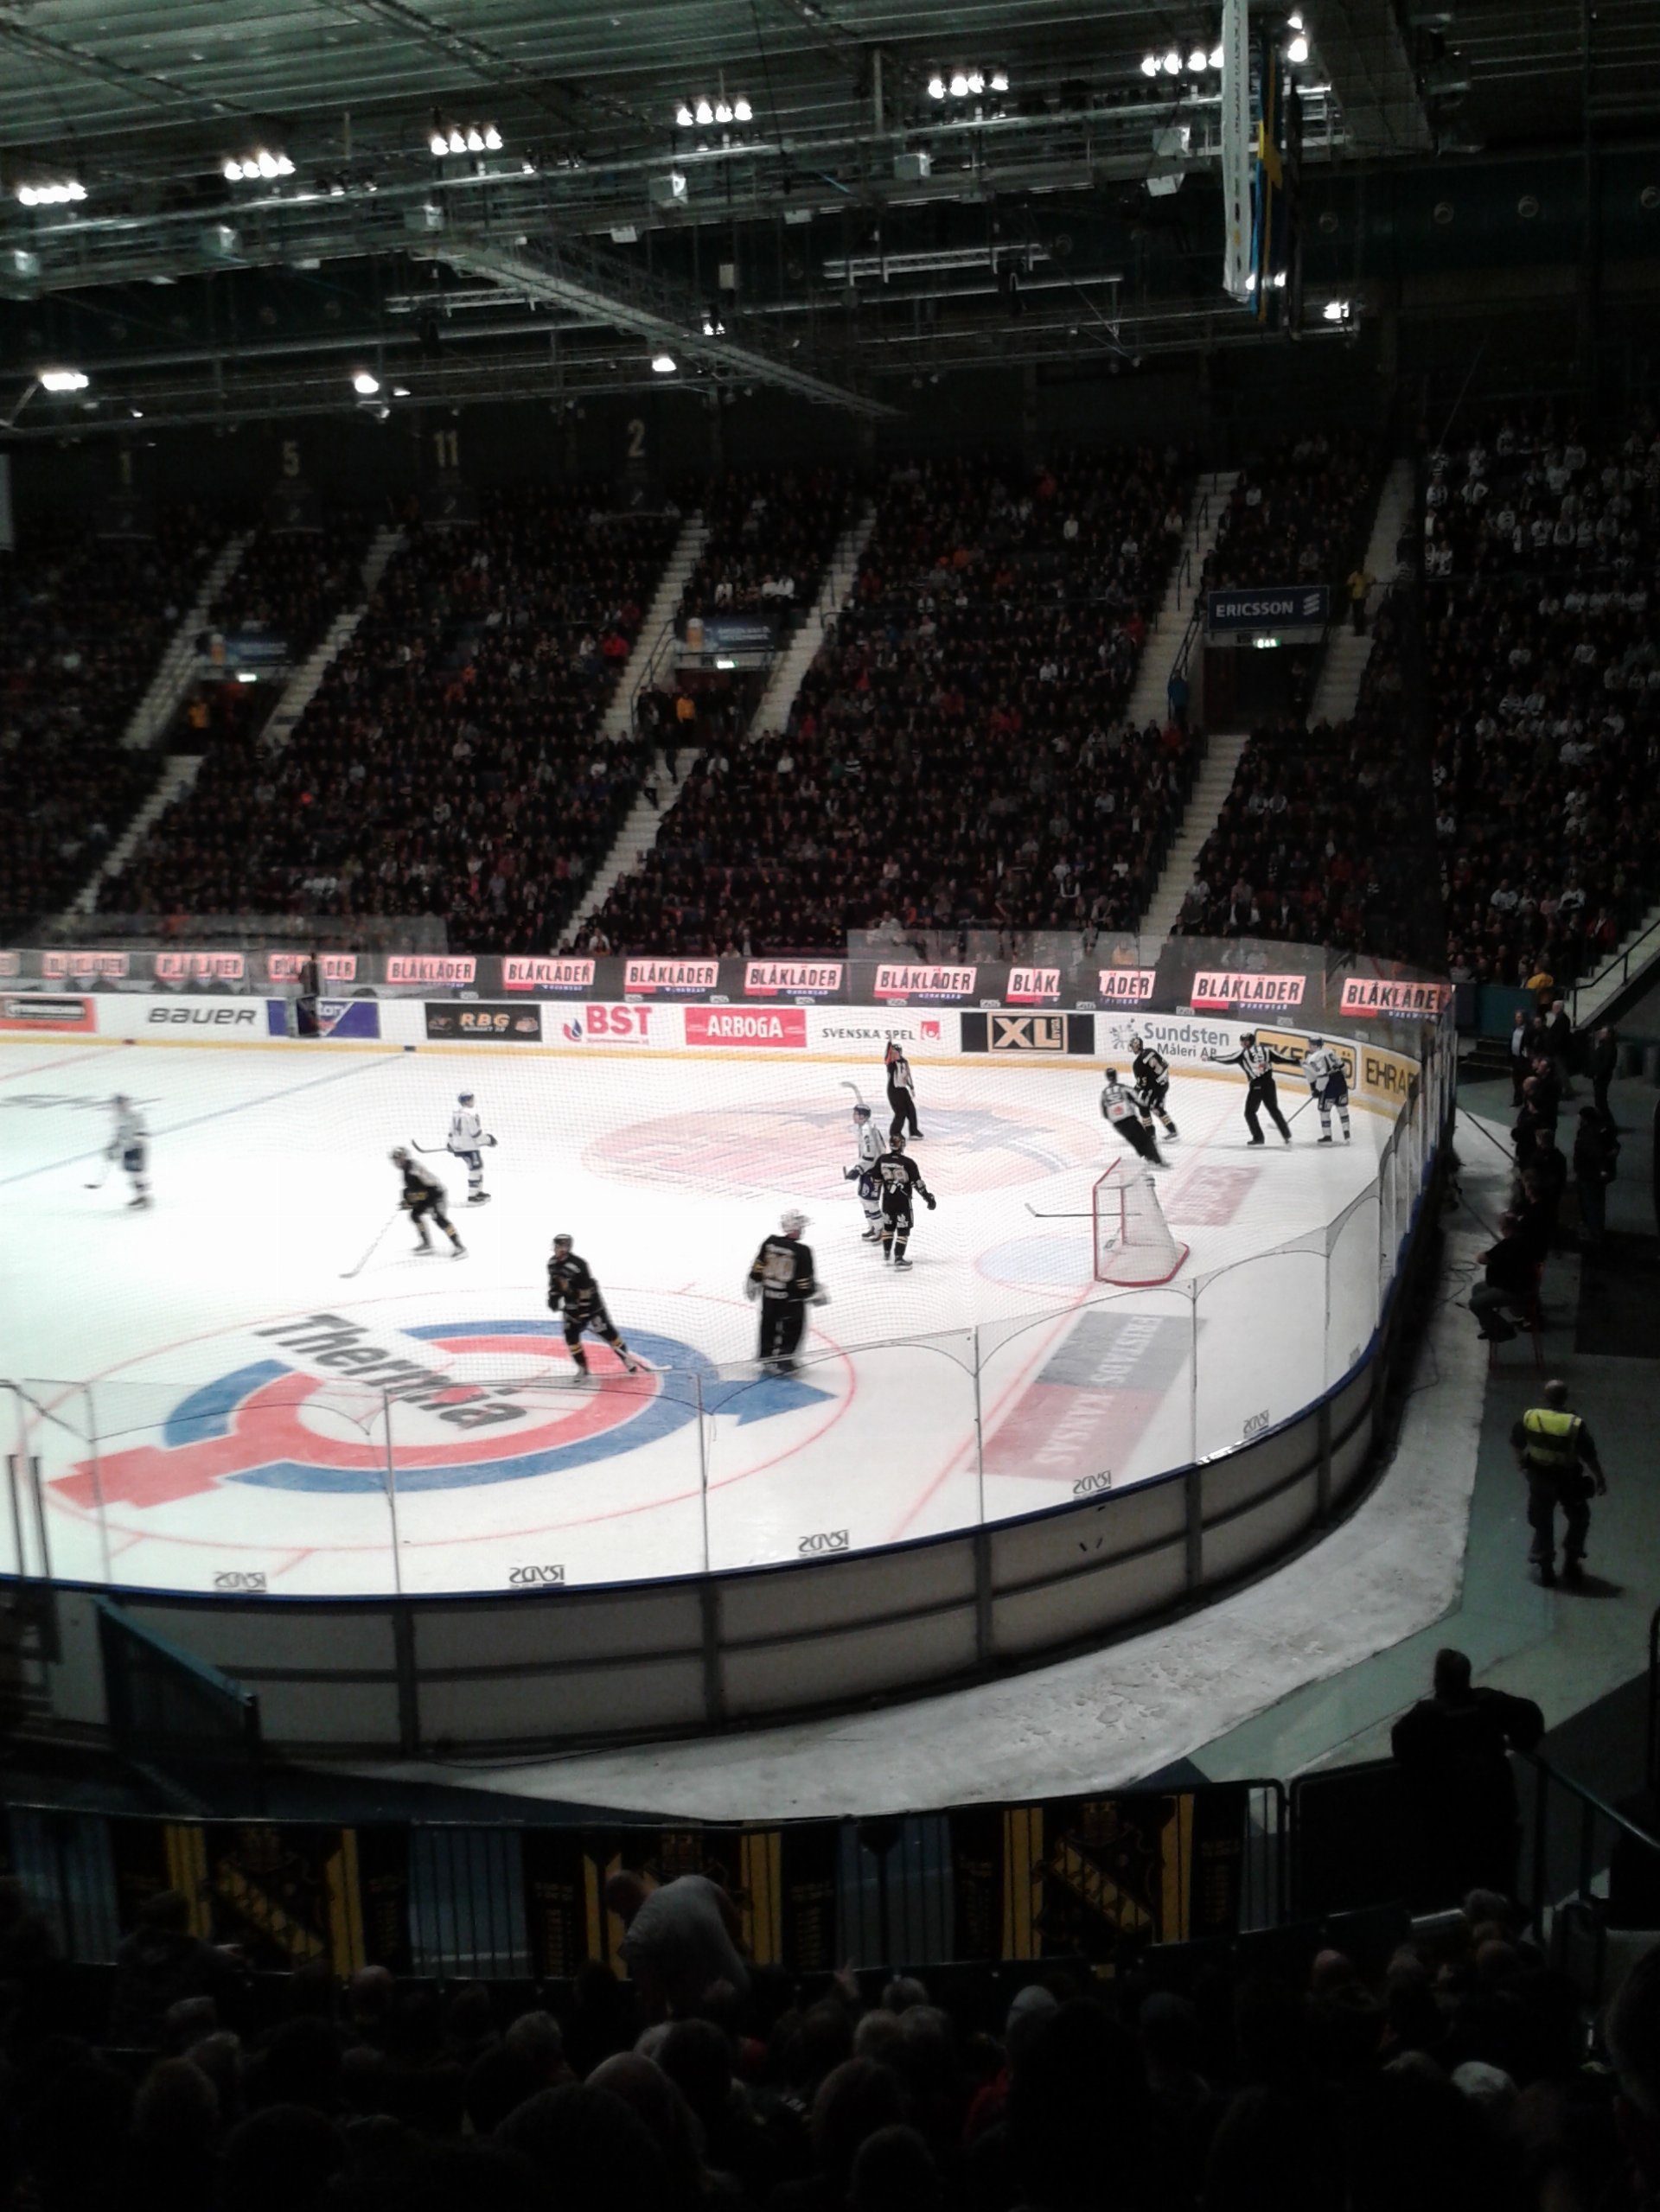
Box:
[1245,1075,1291,1142]
[888,1081,920,1139]
[1527,1471,1591,1568]
[758,1299,807,1364]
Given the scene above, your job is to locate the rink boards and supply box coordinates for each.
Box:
[1,995,1449,1756]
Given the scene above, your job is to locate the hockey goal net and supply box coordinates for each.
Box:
[1092,1160,1189,1286]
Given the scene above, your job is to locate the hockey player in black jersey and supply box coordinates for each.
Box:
[546,1234,641,1381]
[391,1149,466,1257]
[1127,1036,1179,1141]
[745,1210,828,1371]
[1204,1032,1295,1144]
[1100,1068,1165,1167]
[873,1132,935,1268]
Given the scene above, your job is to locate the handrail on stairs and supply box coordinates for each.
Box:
[1570,912,1660,1025]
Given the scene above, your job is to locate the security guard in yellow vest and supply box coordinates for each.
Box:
[1511,1378,1606,1585]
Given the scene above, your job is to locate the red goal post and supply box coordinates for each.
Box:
[1091,1159,1189,1286]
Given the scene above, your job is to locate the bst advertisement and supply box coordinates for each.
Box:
[686,1006,807,1049]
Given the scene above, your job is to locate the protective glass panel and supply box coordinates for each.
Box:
[975,1289,1197,1520]
[702,1328,977,1568]
[1192,1248,1326,1463]
[389,1360,709,1593]
[1325,1185,1382,1389]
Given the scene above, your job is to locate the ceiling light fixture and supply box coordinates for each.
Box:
[1163,48,1183,73]
[1140,54,1159,75]
[1287,31,1310,61]
[429,131,449,156]
[651,351,678,373]
[694,98,714,124]
[1210,43,1225,66]
[733,96,752,120]
[949,71,969,96]
[448,127,466,154]
[1188,47,1209,69]
[17,179,86,206]
[676,102,694,125]
[928,73,946,98]
[40,367,89,392]
[990,70,1009,91]
[714,99,732,123]
[351,369,380,395]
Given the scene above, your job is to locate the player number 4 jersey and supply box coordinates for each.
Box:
[449,1107,485,1150]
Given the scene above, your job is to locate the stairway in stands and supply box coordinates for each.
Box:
[1306,458,1416,725]
[1137,730,1251,955]
[120,530,250,750]
[745,501,875,736]
[599,513,710,743]
[259,520,405,754]
[562,505,875,947]
[1122,471,1239,732]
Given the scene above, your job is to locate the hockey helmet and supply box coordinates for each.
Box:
[1101,1068,1117,1083]
[1127,1034,1143,1050]
[852,1102,872,1119]
[551,1231,573,1250]
[1241,1031,1257,1046]
[781,1208,808,1235]
[390,1147,410,1164]
[458,1091,475,1104]
[1306,1036,1323,1049]
[890,1131,908,1151]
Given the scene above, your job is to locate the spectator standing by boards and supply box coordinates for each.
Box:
[1389,1648,1542,1904]
[884,1039,922,1140]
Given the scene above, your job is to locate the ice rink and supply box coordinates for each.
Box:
[2,1036,1394,1598]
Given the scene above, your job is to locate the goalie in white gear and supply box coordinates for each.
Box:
[1302,1038,1352,1143]
[108,1094,150,1208]
[447,1091,492,1203]
[843,1101,885,1240]
[1100,1068,1165,1168]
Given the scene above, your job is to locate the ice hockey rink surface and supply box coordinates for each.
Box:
[1,1039,1391,1600]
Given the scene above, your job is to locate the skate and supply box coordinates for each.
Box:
[467,1192,491,1205]
[1248,1136,1266,1146]
[1281,1133,1292,1146]
[861,1227,882,1242]
[622,1352,641,1374]
[129,1194,151,1208]
[1318,1134,1333,1144]
[414,1243,437,1256]
[1344,1129,1351,1142]
[893,1256,913,1270]
[450,1241,467,1259]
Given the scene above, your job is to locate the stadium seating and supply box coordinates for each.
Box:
[1202,430,1376,595]
[584,448,1195,955]
[203,512,376,665]
[98,491,680,950]
[0,513,218,935]
[676,464,856,630]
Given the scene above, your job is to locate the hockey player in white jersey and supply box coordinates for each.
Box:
[1101,1068,1165,1167]
[842,1102,886,1240]
[1302,1038,1352,1143]
[447,1091,494,1203]
[107,1094,150,1208]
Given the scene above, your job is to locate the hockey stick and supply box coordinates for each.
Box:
[340,1208,401,1280]
[412,1137,499,1154]
[1025,1203,1093,1218]
[839,1081,866,1105]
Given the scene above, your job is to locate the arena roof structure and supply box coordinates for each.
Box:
[0,0,1656,429]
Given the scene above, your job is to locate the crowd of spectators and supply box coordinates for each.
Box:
[677,467,855,632]
[582,449,1194,955]
[3,1860,1659,2212]
[204,514,376,666]
[1423,407,1660,991]
[1172,592,1422,953]
[1203,431,1377,596]
[99,492,680,950]
[0,513,218,934]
